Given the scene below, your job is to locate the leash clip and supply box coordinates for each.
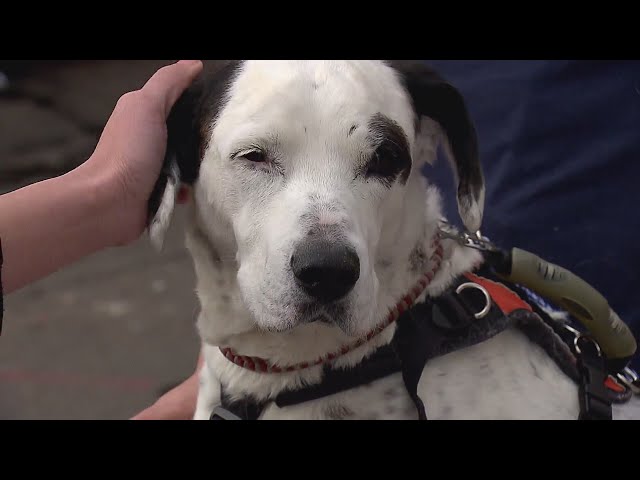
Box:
[617,366,640,395]
[437,220,500,253]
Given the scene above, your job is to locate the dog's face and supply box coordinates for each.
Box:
[200,61,421,337]
[149,60,484,338]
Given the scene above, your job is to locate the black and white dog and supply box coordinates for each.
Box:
[149,61,579,419]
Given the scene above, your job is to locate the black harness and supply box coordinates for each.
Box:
[211,267,612,421]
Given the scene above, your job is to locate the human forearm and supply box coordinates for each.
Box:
[0,163,120,293]
[0,60,202,295]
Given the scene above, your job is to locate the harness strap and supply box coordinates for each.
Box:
[391,285,519,420]
[212,346,405,420]
[276,344,402,408]
[510,309,580,382]
[210,272,613,420]
[576,337,613,420]
[212,274,519,420]
[473,266,581,384]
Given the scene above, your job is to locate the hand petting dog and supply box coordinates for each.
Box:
[0,60,202,294]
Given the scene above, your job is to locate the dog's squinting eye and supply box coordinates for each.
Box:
[363,115,412,186]
[234,149,267,163]
[363,139,412,186]
[364,146,404,184]
[366,149,396,179]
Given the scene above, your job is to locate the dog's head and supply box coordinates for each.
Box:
[149,60,484,338]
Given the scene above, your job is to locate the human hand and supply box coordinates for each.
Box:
[131,354,203,420]
[77,60,202,247]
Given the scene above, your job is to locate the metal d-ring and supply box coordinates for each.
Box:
[455,282,492,319]
[574,334,602,357]
[563,324,582,338]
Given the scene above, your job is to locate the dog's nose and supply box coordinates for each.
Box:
[291,238,360,304]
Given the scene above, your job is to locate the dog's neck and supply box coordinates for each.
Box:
[185,179,482,371]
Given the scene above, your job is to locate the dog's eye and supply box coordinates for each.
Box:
[366,150,395,179]
[235,149,266,163]
[364,141,411,186]
[243,151,266,163]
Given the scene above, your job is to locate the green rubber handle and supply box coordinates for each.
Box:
[496,248,637,360]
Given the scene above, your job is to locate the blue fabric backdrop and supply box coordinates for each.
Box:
[422,60,640,369]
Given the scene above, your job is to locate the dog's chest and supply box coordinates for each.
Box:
[259,373,418,420]
[244,328,580,420]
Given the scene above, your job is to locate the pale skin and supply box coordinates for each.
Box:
[131,353,204,420]
[0,60,203,420]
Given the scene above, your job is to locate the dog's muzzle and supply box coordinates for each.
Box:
[291,237,360,304]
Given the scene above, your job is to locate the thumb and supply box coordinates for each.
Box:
[141,60,204,117]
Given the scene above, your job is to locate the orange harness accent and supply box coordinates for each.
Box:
[463,272,533,315]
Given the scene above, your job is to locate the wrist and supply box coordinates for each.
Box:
[72,154,146,249]
[68,157,129,249]
[0,163,123,293]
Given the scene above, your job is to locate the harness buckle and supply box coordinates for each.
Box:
[437,220,500,253]
[617,367,640,395]
[210,406,243,421]
[575,335,613,420]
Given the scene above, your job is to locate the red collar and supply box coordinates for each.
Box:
[219,237,445,374]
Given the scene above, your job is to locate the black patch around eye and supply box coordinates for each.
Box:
[363,113,412,187]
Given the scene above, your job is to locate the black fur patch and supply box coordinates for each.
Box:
[385,60,484,210]
[148,60,243,223]
[171,60,243,184]
[363,113,412,187]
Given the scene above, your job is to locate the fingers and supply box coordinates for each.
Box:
[131,372,199,420]
[131,352,204,420]
[141,60,204,118]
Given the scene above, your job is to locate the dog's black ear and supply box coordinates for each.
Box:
[388,60,485,233]
[147,60,242,251]
[147,84,200,251]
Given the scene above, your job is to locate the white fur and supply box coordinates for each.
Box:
[149,162,179,251]
[164,61,579,419]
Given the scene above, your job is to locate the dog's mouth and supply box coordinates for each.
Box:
[222,237,445,374]
[250,297,353,335]
[297,301,350,328]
